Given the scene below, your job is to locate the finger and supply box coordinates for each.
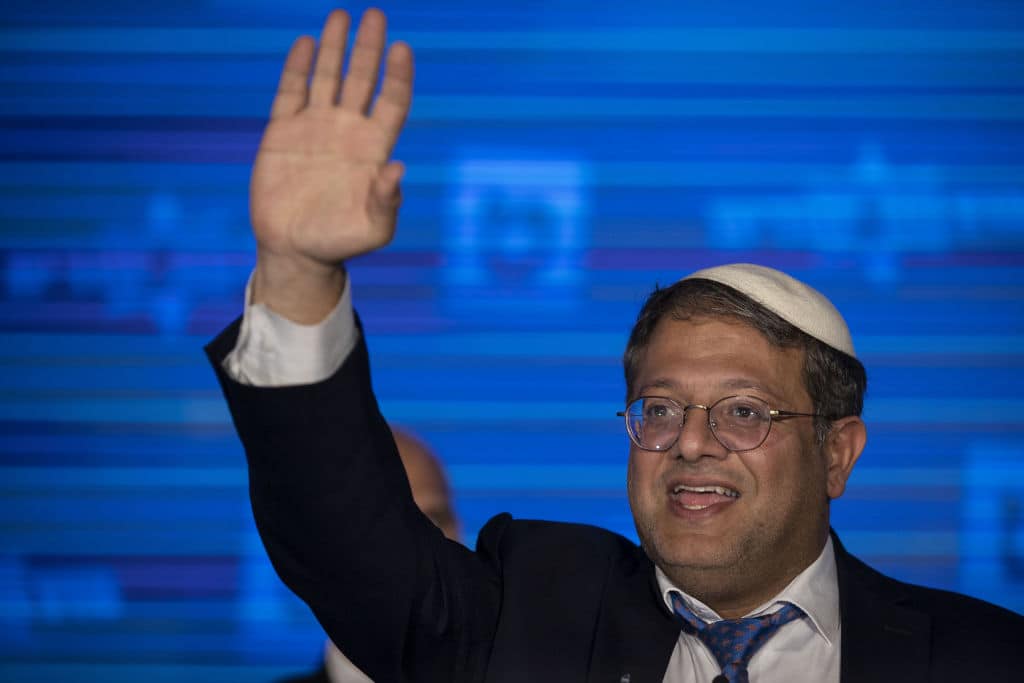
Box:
[370,41,414,145]
[269,36,315,120]
[339,8,387,113]
[309,9,351,108]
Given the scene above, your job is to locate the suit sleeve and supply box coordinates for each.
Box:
[207,318,503,682]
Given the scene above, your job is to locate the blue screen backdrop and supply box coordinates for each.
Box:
[1,0,1023,680]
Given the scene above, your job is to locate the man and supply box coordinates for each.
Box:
[208,8,1022,682]
[279,427,461,683]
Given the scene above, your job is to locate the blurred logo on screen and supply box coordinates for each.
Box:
[443,157,590,323]
[962,443,1024,614]
[1,191,250,336]
[705,143,1024,284]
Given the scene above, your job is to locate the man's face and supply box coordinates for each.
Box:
[626,315,834,612]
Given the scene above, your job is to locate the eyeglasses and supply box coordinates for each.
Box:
[617,395,823,453]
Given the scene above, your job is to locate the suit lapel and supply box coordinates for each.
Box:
[834,533,932,683]
[585,532,935,682]
[588,551,679,683]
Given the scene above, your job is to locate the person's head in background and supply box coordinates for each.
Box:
[392,426,460,542]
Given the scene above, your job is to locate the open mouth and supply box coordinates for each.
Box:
[670,484,740,511]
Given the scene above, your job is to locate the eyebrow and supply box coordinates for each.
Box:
[637,376,782,400]
[720,377,768,392]
[635,378,680,395]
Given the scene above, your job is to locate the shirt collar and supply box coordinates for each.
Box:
[655,535,840,646]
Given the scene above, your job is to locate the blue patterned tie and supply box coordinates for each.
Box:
[670,591,805,683]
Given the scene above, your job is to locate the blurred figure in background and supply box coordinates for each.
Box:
[278,426,460,683]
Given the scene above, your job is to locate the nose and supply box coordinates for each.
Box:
[674,405,728,461]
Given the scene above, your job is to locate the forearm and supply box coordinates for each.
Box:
[208,321,499,681]
[211,322,420,670]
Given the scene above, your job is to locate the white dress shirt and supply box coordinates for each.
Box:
[223,274,357,387]
[324,640,373,683]
[657,538,840,683]
[225,274,842,683]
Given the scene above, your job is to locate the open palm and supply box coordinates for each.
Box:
[250,9,413,276]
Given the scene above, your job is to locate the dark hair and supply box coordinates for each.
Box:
[623,278,867,444]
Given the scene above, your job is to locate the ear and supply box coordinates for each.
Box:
[823,416,866,500]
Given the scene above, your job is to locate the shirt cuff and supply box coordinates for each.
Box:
[222,272,358,387]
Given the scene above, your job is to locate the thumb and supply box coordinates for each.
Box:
[369,161,405,220]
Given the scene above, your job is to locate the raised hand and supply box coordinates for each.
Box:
[249,8,413,322]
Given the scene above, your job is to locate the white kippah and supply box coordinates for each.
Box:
[682,263,856,357]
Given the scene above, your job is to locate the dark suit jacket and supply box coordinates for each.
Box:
[208,320,1023,683]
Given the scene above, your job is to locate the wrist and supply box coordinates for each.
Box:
[252,252,346,324]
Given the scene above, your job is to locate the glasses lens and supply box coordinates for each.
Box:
[709,396,772,451]
[627,397,682,451]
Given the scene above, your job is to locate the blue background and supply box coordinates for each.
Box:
[1,0,1023,680]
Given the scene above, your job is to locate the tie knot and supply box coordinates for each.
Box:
[669,592,805,683]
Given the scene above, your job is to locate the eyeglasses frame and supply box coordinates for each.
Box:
[616,394,829,453]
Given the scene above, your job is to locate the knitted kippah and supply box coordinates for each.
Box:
[682,263,855,357]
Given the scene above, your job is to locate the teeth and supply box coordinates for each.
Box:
[672,484,739,498]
